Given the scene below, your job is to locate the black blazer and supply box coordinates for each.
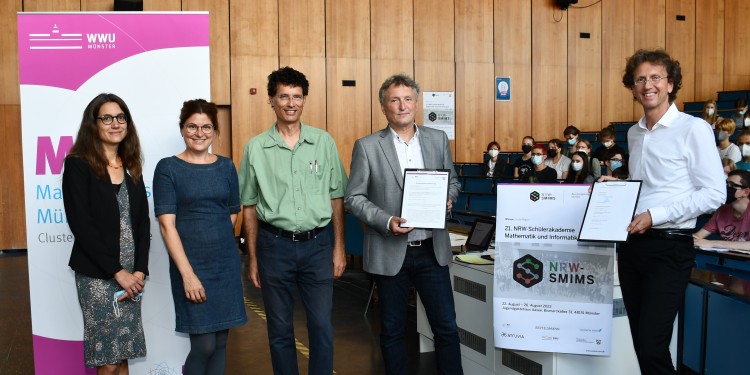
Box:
[481,158,508,178]
[62,156,150,279]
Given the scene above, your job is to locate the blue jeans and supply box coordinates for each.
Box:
[374,239,463,375]
[257,226,334,375]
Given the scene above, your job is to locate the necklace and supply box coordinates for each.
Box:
[108,156,122,169]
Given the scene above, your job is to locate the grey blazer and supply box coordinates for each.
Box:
[344,126,461,276]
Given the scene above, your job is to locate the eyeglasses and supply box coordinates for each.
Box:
[97,113,127,125]
[610,158,623,162]
[185,123,214,135]
[274,94,304,104]
[531,153,544,157]
[634,76,668,86]
[727,181,747,189]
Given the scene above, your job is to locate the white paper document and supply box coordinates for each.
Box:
[399,169,450,229]
[578,180,642,242]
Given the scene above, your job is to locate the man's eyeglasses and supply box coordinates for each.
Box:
[727,181,747,190]
[634,76,668,86]
[97,114,127,125]
[275,94,304,104]
[185,124,214,135]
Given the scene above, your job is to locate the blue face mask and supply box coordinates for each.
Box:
[610,161,622,171]
[567,138,577,145]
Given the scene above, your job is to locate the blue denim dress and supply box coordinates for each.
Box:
[153,155,247,334]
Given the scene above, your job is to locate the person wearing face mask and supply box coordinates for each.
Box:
[605,152,627,177]
[716,118,741,162]
[562,125,580,158]
[734,129,750,171]
[520,144,557,183]
[513,136,535,179]
[693,170,750,250]
[482,141,507,178]
[593,126,627,163]
[563,151,594,184]
[575,139,601,180]
[731,98,748,130]
[702,99,722,128]
[544,139,570,179]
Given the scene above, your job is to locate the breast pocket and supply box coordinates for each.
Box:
[304,160,327,195]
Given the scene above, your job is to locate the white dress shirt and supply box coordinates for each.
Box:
[390,125,431,242]
[628,103,726,229]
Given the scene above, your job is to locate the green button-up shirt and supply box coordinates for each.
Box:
[239,123,348,232]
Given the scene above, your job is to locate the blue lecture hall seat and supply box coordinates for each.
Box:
[462,177,494,193]
[461,163,483,177]
[468,194,496,215]
[717,90,749,103]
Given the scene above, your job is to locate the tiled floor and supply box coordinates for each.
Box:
[0,251,438,374]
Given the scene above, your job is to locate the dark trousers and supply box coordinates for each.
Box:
[257,227,334,375]
[618,234,695,375]
[373,239,464,375]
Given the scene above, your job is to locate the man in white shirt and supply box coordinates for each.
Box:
[620,49,725,375]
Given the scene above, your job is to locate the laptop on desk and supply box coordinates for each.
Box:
[462,218,496,252]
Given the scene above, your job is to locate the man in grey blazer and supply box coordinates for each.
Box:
[344,74,463,375]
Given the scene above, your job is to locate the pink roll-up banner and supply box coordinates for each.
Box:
[18,12,210,374]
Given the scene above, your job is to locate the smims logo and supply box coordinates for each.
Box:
[530,191,540,202]
[513,254,543,288]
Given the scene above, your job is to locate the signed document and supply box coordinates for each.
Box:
[578,180,642,242]
[399,169,451,229]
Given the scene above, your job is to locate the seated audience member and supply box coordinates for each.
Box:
[563,151,594,184]
[736,129,750,171]
[562,125,580,158]
[694,170,750,250]
[482,141,507,178]
[722,158,737,177]
[513,136,535,179]
[521,144,557,183]
[702,99,722,128]
[611,165,630,180]
[732,98,748,130]
[544,139,571,180]
[605,152,627,177]
[593,126,627,162]
[575,139,601,180]
[716,118,741,162]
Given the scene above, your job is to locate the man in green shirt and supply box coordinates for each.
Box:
[239,67,347,375]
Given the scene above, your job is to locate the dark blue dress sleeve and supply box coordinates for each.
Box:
[153,157,177,216]
[226,157,241,214]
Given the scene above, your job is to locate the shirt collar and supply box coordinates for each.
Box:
[389,123,419,142]
[263,121,314,148]
[637,103,678,130]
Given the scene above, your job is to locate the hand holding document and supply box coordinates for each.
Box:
[399,169,450,229]
[578,180,642,242]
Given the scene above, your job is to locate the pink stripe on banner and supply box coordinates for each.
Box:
[32,335,96,374]
[17,13,209,90]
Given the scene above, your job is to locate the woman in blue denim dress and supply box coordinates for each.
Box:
[153,99,247,375]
